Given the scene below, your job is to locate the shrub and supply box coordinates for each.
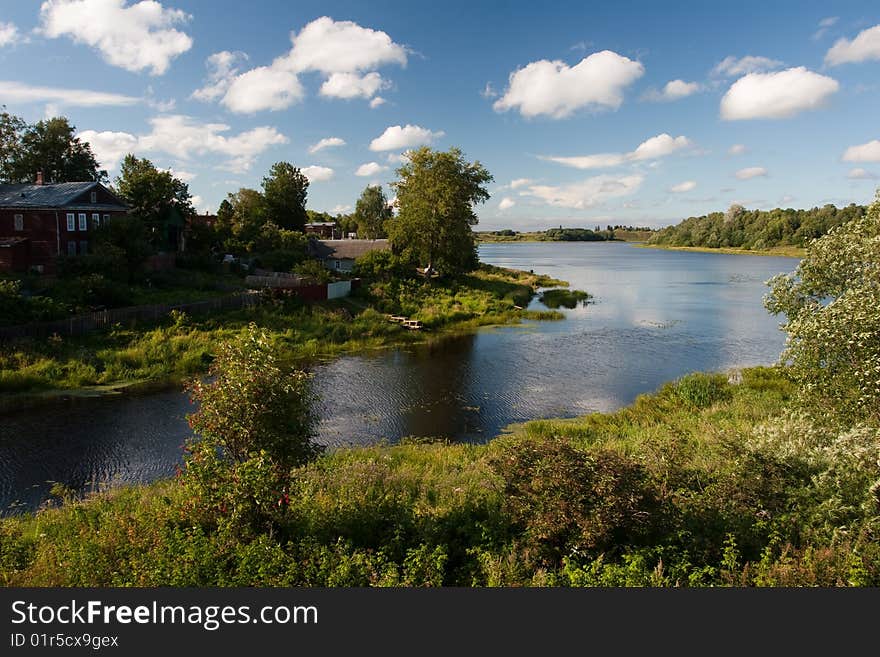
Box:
[673,372,731,408]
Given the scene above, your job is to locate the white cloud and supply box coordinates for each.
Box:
[202,17,407,112]
[369,96,386,109]
[498,197,515,210]
[493,50,644,119]
[669,180,697,193]
[509,178,533,189]
[0,80,139,107]
[842,139,880,162]
[720,67,839,120]
[642,79,702,102]
[386,152,409,164]
[540,133,691,170]
[39,0,193,75]
[332,204,352,214]
[0,21,21,47]
[735,166,767,180]
[191,51,248,102]
[813,16,838,41]
[521,174,643,209]
[712,55,782,77]
[369,124,444,151]
[222,66,304,113]
[826,24,880,65]
[355,162,388,177]
[847,167,877,180]
[301,165,334,182]
[82,115,287,173]
[308,137,346,154]
[164,167,194,182]
[77,130,139,169]
[320,72,388,99]
[481,82,498,99]
[728,144,747,156]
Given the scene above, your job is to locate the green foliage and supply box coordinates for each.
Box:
[0,279,67,326]
[650,202,866,250]
[262,162,309,231]
[186,325,321,469]
[539,288,591,309]
[354,185,392,239]
[352,249,415,281]
[293,259,332,284]
[673,372,731,408]
[765,191,880,424]
[387,147,493,276]
[0,112,106,183]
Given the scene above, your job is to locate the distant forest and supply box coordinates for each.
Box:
[648,203,867,250]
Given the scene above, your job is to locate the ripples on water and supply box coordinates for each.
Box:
[0,242,799,512]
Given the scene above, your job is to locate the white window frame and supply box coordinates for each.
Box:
[67,241,77,256]
[14,214,24,231]
[79,240,88,254]
[92,213,100,227]
[67,213,76,231]
[78,213,87,231]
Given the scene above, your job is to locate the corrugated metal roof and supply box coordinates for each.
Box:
[309,239,390,260]
[0,182,126,209]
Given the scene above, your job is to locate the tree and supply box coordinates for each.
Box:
[764,190,880,424]
[354,185,392,239]
[6,116,106,183]
[223,187,268,251]
[387,147,493,276]
[115,155,194,247]
[90,214,153,283]
[262,162,309,231]
[0,108,26,183]
[186,325,320,469]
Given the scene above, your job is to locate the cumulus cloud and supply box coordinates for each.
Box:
[712,55,783,77]
[39,0,193,75]
[369,124,444,151]
[0,21,21,47]
[355,162,388,177]
[196,17,407,112]
[842,139,880,162]
[669,180,697,193]
[728,144,747,156]
[521,174,643,209]
[77,130,139,169]
[735,166,767,180]
[498,197,515,210]
[493,50,644,119]
[720,67,839,120]
[191,51,249,102]
[81,115,288,173]
[369,96,386,109]
[826,24,880,66]
[642,79,702,102]
[0,81,139,107]
[509,178,534,189]
[847,167,877,180]
[308,137,346,154]
[301,165,334,182]
[540,133,691,170]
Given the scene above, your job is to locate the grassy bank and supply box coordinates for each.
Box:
[3,366,877,586]
[636,243,805,258]
[0,265,568,400]
[477,230,653,243]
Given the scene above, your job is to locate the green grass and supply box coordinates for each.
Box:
[0,265,567,399]
[539,288,592,309]
[637,243,805,258]
[3,365,878,586]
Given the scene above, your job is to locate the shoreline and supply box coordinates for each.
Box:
[635,243,804,258]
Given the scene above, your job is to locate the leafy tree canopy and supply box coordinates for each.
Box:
[387,147,492,276]
[354,185,392,239]
[262,162,309,231]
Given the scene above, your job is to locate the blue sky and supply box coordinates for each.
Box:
[1,0,879,229]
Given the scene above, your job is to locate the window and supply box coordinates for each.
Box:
[78,213,87,231]
[80,241,88,255]
[90,191,97,203]
[67,241,77,255]
[14,214,23,231]
[103,214,110,223]
[92,213,100,227]
[67,213,75,231]
[334,260,342,270]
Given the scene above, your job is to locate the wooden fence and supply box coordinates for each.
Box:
[0,291,262,341]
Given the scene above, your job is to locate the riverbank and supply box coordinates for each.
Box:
[637,243,805,258]
[0,265,569,407]
[3,365,877,586]
[476,230,654,243]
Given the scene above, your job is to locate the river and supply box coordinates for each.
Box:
[0,242,798,513]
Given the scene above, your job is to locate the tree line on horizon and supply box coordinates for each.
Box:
[648,202,867,250]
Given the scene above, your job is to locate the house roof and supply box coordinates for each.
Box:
[0,182,127,210]
[309,238,390,260]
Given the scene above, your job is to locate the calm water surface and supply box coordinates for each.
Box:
[0,242,798,513]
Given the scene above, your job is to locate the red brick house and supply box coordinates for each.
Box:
[0,180,129,273]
